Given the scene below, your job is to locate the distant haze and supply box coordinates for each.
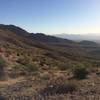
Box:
[54,33,100,42]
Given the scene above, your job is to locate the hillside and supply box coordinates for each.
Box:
[0,24,100,100]
[79,40,98,46]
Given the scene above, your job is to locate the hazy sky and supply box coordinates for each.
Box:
[0,0,100,35]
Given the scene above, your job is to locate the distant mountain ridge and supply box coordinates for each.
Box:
[54,33,100,42]
[29,33,74,44]
[79,40,98,46]
[0,24,99,46]
[0,24,29,37]
[0,24,74,44]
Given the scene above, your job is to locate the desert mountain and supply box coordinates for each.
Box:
[0,24,100,100]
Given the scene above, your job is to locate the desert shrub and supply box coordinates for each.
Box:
[17,53,20,56]
[0,57,6,68]
[6,48,12,55]
[10,63,39,77]
[57,61,74,71]
[28,63,39,72]
[39,73,50,80]
[57,64,67,70]
[55,62,67,71]
[73,65,88,79]
[93,61,100,67]
[39,79,77,97]
[16,55,30,65]
[0,56,6,80]
[40,75,50,80]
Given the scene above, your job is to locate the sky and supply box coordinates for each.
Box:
[0,0,100,35]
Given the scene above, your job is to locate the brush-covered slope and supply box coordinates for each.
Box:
[29,33,74,44]
[0,24,100,79]
[79,40,98,46]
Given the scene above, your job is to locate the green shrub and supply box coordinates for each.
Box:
[40,74,50,80]
[28,63,39,72]
[0,57,6,68]
[0,56,6,80]
[73,65,88,79]
[57,63,69,71]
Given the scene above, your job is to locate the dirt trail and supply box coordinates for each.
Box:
[0,77,24,85]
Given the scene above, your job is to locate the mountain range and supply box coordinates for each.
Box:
[54,33,100,42]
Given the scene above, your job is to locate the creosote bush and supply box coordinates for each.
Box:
[73,65,88,79]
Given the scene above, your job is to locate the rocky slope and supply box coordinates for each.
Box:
[0,24,100,100]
